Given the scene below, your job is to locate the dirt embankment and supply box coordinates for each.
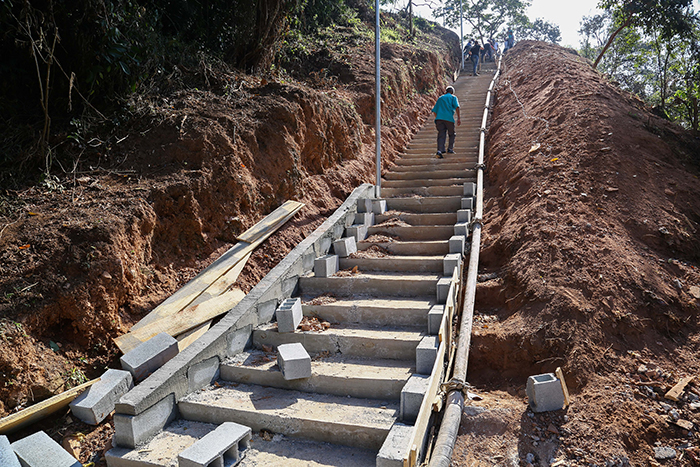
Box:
[455,41,700,466]
[0,22,459,422]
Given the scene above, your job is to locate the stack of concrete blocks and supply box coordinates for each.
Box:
[120,332,179,382]
[376,423,413,467]
[345,224,368,242]
[276,297,302,333]
[333,237,357,258]
[443,253,461,277]
[11,431,81,467]
[427,304,445,335]
[449,235,466,255]
[463,182,476,198]
[70,369,134,424]
[526,373,566,412]
[355,211,375,227]
[372,199,387,214]
[416,335,439,375]
[0,435,20,467]
[113,393,178,448]
[436,277,451,304]
[457,209,472,224]
[400,374,430,423]
[277,342,312,380]
[356,198,373,214]
[178,421,252,467]
[314,254,339,277]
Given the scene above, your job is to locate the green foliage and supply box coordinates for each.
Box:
[435,0,530,42]
[512,17,561,43]
[599,0,696,39]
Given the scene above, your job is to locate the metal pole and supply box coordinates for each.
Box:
[375,0,382,198]
[459,0,464,70]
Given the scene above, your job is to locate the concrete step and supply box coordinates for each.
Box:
[222,351,413,400]
[381,178,472,189]
[385,196,462,213]
[340,255,443,273]
[403,145,478,155]
[302,295,434,326]
[389,162,472,173]
[384,169,473,180]
[381,185,463,197]
[253,322,423,360]
[298,271,439,297]
[394,156,477,166]
[178,382,398,450]
[398,149,478,159]
[358,240,449,256]
[376,212,457,225]
[366,225,454,241]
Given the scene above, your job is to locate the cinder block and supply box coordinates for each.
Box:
[376,423,413,467]
[187,356,220,392]
[400,374,430,423]
[461,197,474,210]
[178,422,252,467]
[416,335,439,375]
[463,182,477,197]
[120,332,178,382]
[357,198,373,213]
[69,369,134,425]
[428,304,445,335]
[449,235,466,254]
[113,394,177,448]
[276,297,303,333]
[443,253,462,276]
[314,254,339,277]
[457,209,472,223]
[526,373,566,412]
[333,237,357,258]
[0,435,20,467]
[454,222,469,237]
[355,211,375,227]
[436,277,451,304]
[11,431,80,467]
[372,199,387,214]
[345,224,368,242]
[277,343,311,380]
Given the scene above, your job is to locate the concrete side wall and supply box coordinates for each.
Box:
[115,183,374,422]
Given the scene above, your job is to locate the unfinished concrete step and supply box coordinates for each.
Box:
[375,212,457,225]
[394,156,477,166]
[398,149,478,159]
[178,383,398,450]
[339,255,443,273]
[403,146,478,156]
[298,271,439,297]
[302,295,434,326]
[390,162,473,173]
[385,196,462,213]
[381,185,464,198]
[366,225,454,241]
[222,351,413,400]
[381,177,473,189]
[253,322,423,360]
[384,169,473,180]
[358,240,449,256]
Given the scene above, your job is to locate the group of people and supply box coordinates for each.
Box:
[463,30,515,76]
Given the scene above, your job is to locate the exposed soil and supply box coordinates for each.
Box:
[453,41,700,466]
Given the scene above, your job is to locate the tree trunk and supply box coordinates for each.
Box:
[593,16,632,70]
[409,0,414,37]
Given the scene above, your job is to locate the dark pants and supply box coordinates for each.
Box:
[471,55,480,75]
[435,119,455,153]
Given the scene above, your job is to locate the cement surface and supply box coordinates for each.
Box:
[298,271,440,297]
[374,212,457,225]
[357,240,449,256]
[366,225,454,241]
[384,169,473,181]
[302,295,433,326]
[385,196,462,213]
[381,177,473,189]
[381,186,464,197]
[339,255,443,273]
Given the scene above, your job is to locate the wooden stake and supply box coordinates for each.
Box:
[556,367,571,407]
[665,376,695,402]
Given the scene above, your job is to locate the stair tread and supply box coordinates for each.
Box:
[257,321,424,338]
[302,295,435,310]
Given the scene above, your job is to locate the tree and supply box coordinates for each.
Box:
[512,17,561,43]
[435,0,530,43]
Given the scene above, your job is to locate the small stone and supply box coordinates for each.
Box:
[637,364,649,374]
[690,402,700,411]
[654,446,676,461]
[547,423,559,435]
[669,409,680,421]
[675,419,694,431]
[659,402,673,412]
[526,453,535,463]
[689,286,700,299]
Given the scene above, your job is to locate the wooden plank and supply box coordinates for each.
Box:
[236,200,304,243]
[176,322,211,352]
[665,375,695,402]
[187,251,252,306]
[0,378,99,435]
[555,367,571,407]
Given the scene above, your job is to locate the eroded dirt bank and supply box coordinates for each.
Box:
[454,41,700,466]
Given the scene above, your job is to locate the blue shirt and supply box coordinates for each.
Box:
[432,93,460,122]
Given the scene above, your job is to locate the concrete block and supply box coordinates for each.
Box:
[436,277,451,304]
[277,342,311,380]
[276,297,303,333]
[333,237,357,258]
[120,332,178,382]
[416,335,439,375]
[357,198,373,213]
[314,254,339,277]
[355,211,375,226]
[449,235,466,254]
[113,394,177,448]
[188,356,220,393]
[11,431,80,467]
[178,422,252,467]
[372,199,387,214]
[461,197,474,210]
[457,209,472,223]
[428,304,445,335]
[454,222,469,237]
[443,253,462,276]
[400,374,430,423]
[526,373,566,412]
[69,369,134,425]
[0,435,20,467]
[345,224,368,242]
[376,423,413,467]
[463,182,477,197]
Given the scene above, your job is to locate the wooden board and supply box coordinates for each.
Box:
[556,367,571,407]
[236,200,304,242]
[0,378,99,435]
[176,322,211,352]
[665,376,695,402]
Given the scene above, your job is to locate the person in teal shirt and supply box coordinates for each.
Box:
[431,86,461,158]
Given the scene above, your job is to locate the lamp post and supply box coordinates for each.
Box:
[375,0,381,197]
[459,0,464,70]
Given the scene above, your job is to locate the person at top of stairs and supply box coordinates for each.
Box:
[431,85,461,159]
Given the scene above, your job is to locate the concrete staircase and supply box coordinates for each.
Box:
[105,70,494,467]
